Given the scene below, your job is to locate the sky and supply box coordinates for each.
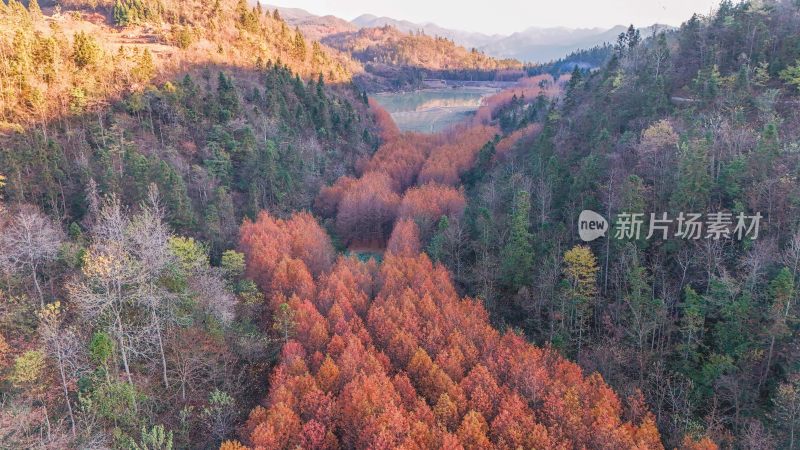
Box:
[267,0,724,35]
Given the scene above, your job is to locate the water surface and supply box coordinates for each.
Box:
[370,87,498,133]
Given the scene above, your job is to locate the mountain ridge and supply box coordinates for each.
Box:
[265,4,673,62]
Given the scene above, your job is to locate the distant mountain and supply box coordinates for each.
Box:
[351,14,500,49]
[263,4,357,40]
[264,4,672,63]
[322,25,521,72]
[481,24,672,62]
[352,15,672,63]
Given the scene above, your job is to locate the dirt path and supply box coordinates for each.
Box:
[38,8,179,58]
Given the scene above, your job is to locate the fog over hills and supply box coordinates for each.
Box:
[266,4,672,62]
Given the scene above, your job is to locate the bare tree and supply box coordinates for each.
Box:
[700,239,726,292]
[129,186,175,389]
[190,271,236,326]
[741,237,777,290]
[782,229,800,283]
[772,375,800,450]
[82,178,101,231]
[0,207,63,307]
[533,177,553,227]
[39,302,85,438]
[739,419,775,450]
[68,196,144,386]
[442,217,467,285]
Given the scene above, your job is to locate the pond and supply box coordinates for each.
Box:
[370,86,499,133]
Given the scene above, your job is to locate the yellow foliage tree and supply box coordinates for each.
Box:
[563,245,599,354]
[563,245,599,299]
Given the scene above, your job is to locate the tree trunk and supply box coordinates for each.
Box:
[32,265,44,308]
[115,311,134,386]
[55,340,76,437]
[759,335,776,391]
[152,308,170,388]
[41,398,51,442]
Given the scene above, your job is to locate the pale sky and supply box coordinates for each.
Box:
[269,0,724,35]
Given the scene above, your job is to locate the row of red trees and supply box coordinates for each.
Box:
[417,126,497,185]
[315,120,494,246]
[367,98,401,141]
[317,77,563,248]
[228,211,676,449]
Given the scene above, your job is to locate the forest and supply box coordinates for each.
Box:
[1,0,800,449]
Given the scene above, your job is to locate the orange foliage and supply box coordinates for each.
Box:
[219,440,249,450]
[317,108,496,247]
[434,393,460,431]
[368,98,400,141]
[239,211,334,302]
[386,218,421,257]
[417,125,498,186]
[334,172,400,246]
[460,365,501,421]
[238,211,666,449]
[681,436,719,450]
[315,176,357,218]
[490,392,551,450]
[270,259,315,303]
[398,183,466,232]
[287,215,336,276]
[318,104,499,248]
[316,356,341,393]
[338,372,407,448]
[360,134,438,190]
[457,410,492,450]
[249,402,302,449]
[494,123,543,159]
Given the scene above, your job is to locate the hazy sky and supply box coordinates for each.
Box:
[268,0,723,34]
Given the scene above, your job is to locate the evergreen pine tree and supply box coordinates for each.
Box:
[501,191,533,290]
[28,0,41,18]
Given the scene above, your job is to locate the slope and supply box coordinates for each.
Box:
[0,2,377,447]
[0,0,376,254]
[428,0,800,448]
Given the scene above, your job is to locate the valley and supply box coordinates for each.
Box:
[2,1,800,449]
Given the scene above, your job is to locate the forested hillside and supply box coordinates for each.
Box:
[0,0,375,252]
[323,25,524,91]
[0,0,378,447]
[417,1,800,448]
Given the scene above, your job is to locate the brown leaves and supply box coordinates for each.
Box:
[418,125,498,186]
[368,98,400,142]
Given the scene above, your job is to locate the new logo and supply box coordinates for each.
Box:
[578,210,608,242]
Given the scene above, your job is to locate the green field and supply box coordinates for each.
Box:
[370,87,498,133]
